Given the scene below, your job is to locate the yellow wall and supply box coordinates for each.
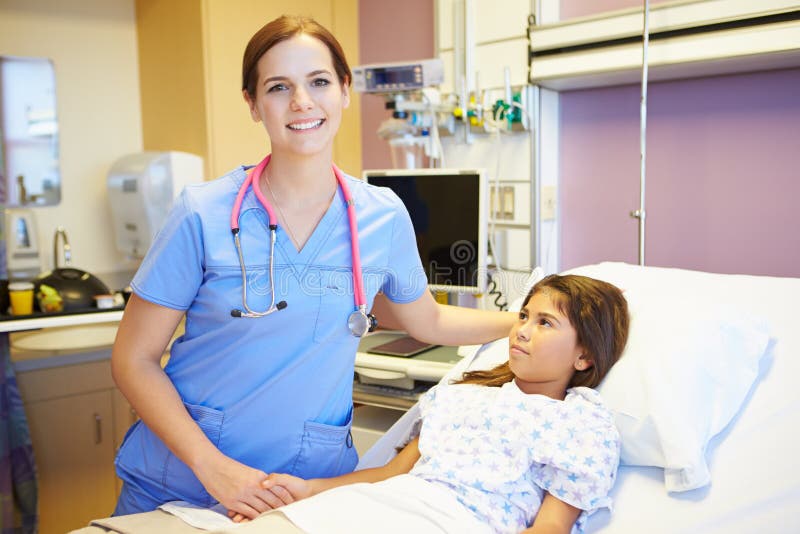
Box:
[135,0,208,164]
[0,0,143,275]
[330,0,362,177]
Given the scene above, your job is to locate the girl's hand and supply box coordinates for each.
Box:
[193,454,292,520]
[228,473,308,523]
[261,472,314,501]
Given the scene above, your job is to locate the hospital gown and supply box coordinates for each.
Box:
[280,381,620,534]
[410,381,621,533]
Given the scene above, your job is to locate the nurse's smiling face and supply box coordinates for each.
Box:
[244,33,350,159]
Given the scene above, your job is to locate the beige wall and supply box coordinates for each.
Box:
[0,0,143,276]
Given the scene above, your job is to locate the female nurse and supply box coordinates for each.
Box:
[111,14,516,521]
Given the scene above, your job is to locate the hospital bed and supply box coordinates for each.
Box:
[75,262,800,533]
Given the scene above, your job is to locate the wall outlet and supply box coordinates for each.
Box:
[490,182,530,225]
[490,185,516,220]
[541,185,556,221]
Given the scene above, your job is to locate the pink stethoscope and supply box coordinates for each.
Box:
[229,154,377,337]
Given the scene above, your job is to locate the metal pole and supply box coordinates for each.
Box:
[529,2,542,271]
[631,0,650,265]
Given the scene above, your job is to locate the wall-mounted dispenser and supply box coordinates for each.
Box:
[107,151,203,258]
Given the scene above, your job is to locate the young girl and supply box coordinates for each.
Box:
[236,274,630,534]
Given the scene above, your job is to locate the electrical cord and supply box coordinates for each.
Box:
[486,273,508,311]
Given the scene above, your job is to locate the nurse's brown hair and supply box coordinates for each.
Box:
[242,15,352,99]
[456,274,629,389]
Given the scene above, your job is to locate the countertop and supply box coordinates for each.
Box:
[0,309,124,333]
[3,270,137,372]
[0,270,135,333]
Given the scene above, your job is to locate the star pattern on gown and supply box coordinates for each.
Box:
[409,382,621,533]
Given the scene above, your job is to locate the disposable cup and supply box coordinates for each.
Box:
[8,282,35,316]
[94,294,115,309]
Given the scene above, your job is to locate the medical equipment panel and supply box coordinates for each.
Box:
[352,58,444,93]
[364,168,488,294]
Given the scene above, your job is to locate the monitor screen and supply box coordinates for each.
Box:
[364,168,488,294]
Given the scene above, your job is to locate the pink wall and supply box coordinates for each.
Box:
[560,68,800,277]
[358,0,434,171]
[560,0,671,20]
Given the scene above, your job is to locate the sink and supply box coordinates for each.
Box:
[11,324,118,352]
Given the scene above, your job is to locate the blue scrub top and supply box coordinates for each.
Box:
[114,166,427,508]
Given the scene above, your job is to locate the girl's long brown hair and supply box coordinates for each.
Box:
[456,274,629,389]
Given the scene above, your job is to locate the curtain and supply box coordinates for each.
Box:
[0,333,36,533]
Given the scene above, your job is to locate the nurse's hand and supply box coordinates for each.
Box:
[228,473,307,523]
[193,454,292,520]
[262,472,313,501]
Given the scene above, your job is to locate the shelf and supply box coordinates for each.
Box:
[353,389,418,411]
[355,334,461,383]
[529,0,800,90]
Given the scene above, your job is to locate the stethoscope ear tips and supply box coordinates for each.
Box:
[231,309,243,317]
[276,301,288,310]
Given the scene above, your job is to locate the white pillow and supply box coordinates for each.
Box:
[562,262,771,492]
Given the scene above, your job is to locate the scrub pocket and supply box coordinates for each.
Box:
[291,410,358,479]
[313,268,385,342]
[115,401,224,507]
[313,268,354,343]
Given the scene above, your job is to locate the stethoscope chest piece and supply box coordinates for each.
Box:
[348,308,378,337]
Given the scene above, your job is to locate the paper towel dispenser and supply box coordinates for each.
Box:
[107,151,203,258]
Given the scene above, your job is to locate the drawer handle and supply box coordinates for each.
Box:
[94,413,102,444]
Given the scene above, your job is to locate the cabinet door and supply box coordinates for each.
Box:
[26,390,117,534]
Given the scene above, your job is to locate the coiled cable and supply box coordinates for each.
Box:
[487,274,508,311]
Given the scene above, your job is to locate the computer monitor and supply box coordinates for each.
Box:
[364,168,488,294]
